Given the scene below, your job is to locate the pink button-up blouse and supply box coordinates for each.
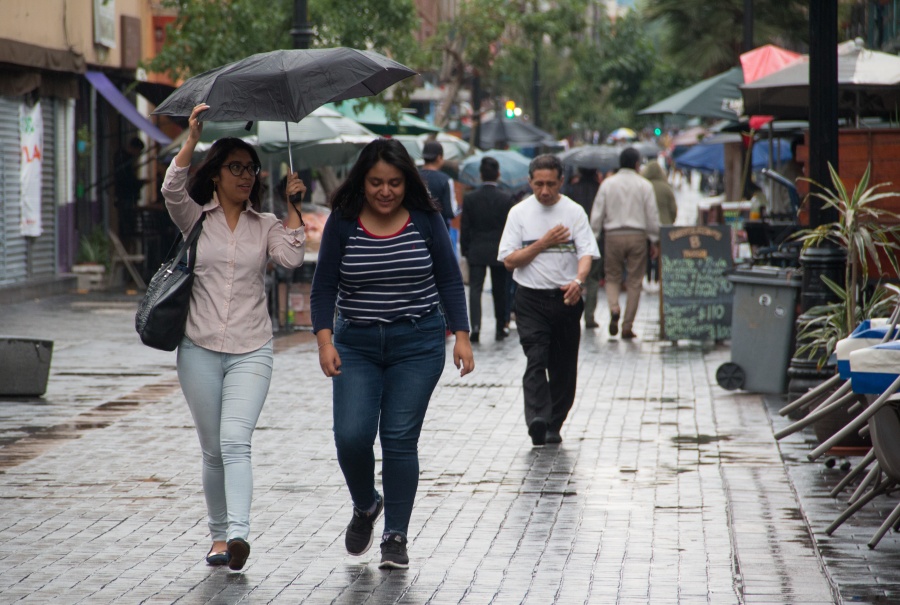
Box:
[162,164,306,353]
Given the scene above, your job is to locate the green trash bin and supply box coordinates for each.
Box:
[716,266,802,394]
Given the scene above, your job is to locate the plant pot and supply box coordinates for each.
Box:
[812,392,872,448]
[72,264,106,291]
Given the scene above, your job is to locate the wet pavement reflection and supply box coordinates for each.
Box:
[0,181,890,603]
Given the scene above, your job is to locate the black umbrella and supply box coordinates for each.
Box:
[152,48,417,171]
[154,48,416,122]
[557,145,621,172]
[628,141,662,159]
[477,117,556,150]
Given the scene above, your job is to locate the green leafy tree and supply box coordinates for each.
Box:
[425,0,520,131]
[145,0,293,81]
[145,0,419,87]
[641,0,809,77]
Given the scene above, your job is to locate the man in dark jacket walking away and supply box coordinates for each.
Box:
[418,141,456,229]
[460,156,515,342]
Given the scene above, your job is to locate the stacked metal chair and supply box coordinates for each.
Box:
[773,285,900,549]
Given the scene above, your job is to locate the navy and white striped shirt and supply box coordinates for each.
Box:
[337,219,440,324]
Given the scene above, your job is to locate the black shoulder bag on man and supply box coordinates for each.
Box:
[135,214,205,351]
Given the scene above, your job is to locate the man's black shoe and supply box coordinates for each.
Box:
[546,430,562,444]
[609,312,620,336]
[528,418,547,446]
[345,493,383,555]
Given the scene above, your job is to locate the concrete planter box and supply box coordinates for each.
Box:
[0,337,53,396]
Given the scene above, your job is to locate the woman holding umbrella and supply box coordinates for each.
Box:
[310,138,474,569]
[162,104,307,571]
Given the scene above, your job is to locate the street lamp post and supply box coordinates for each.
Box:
[292,0,314,50]
[787,0,845,401]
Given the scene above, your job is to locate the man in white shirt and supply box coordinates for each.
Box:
[498,155,600,446]
[590,147,660,340]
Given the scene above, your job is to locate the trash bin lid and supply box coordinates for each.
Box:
[726,265,802,287]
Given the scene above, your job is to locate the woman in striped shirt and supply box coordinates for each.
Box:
[310,138,474,570]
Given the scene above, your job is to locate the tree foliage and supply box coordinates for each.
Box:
[145,0,293,81]
[145,0,419,83]
[641,0,809,78]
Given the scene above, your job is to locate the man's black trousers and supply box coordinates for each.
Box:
[514,285,583,432]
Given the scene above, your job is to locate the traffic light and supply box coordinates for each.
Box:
[654,127,662,136]
[505,100,516,119]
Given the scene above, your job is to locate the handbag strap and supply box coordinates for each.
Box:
[166,214,206,275]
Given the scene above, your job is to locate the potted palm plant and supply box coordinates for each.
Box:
[793,163,900,445]
[73,227,110,291]
[795,162,900,366]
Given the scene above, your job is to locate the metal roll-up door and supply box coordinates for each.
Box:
[0,96,58,286]
[0,96,24,286]
[31,99,58,279]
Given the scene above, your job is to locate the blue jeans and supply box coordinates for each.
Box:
[176,337,273,542]
[332,308,446,536]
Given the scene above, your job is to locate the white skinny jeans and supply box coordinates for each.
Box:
[176,337,273,542]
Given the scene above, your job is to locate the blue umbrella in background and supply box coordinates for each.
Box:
[459,149,532,193]
[675,137,793,173]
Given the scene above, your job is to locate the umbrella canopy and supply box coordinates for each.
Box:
[740,39,900,120]
[477,117,556,150]
[675,138,793,174]
[557,145,621,172]
[607,127,637,142]
[153,48,417,123]
[394,132,471,163]
[740,44,804,84]
[459,149,532,193]
[628,141,662,159]
[197,106,377,152]
[638,67,745,121]
[327,102,440,135]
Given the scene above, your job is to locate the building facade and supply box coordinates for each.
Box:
[0,0,171,301]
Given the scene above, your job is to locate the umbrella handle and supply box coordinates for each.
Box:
[284,122,294,174]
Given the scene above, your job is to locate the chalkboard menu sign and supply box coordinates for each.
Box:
[660,225,733,341]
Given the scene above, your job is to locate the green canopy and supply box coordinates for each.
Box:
[638,67,745,122]
[326,102,441,135]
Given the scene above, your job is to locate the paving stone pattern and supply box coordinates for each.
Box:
[0,287,890,604]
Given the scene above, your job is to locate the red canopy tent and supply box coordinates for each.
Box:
[740,45,803,130]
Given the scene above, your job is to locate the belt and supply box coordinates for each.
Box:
[518,285,565,298]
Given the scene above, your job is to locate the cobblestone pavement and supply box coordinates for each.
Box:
[3,285,864,605]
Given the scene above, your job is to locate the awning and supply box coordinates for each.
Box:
[85,71,172,145]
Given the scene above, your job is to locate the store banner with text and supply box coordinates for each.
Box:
[20,101,43,237]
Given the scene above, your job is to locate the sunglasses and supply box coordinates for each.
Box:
[224,162,261,177]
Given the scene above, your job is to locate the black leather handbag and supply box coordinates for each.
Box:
[135,215,205,351]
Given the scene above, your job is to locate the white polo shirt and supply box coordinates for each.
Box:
[497,194,600,290]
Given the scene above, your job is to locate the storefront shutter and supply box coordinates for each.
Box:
[0,96,58,286]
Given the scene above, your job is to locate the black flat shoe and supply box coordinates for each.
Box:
[206,547,229,566]
[227,538,251,570]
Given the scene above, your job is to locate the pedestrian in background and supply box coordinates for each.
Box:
[563,167,603,328]
[310,138,474,570]
[162,104,307,571]
[460,156,515,343]
[498,154,599,446]
[641,161,676,290]
[590,147,660,340]
[418,140,456,229]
